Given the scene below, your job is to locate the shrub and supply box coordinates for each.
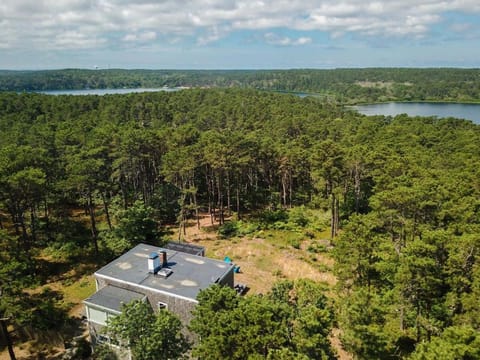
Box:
[218,221,239,238]
[259,209,289,227]
[285,232,303,249]
[288,206,309,228]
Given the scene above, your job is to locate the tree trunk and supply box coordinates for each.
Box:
[190,178,200,230]
[226,172,231,216]
[415,304,421,342]
[335,197,340,236]
[281,171,287,208]
[88,193,99,255]
[102,192,112,231]
[19,212,29,251]
[217,172,224,225]
[11,213,20,237]
[236,184,241,220]
[330,192,336,241]
[289,168,292,208]
[207,167,216,225]
[43,198,53,241]
[29,206,36,244]
[354,163,361,214]
[0,318,16,360]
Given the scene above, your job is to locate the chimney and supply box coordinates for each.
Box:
[160,250,167,267]
[148,252,161,274]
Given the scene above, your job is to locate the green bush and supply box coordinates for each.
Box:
[288,206,309,228]
[259,209,289,226]
[285,232,303,249]
[218,221,239,238]
[92,344,118,360]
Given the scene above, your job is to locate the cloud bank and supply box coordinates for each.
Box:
[0,0,479,50]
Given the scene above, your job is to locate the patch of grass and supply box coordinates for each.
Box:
[253,254,276,272]
[307,241,328,254]
[272,269,285,278]
[263,229,305,249]
[314,263,333,273]
[63,276,96,305]
[202,224,219,233]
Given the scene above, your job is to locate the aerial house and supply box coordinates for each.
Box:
[83,243,235,347]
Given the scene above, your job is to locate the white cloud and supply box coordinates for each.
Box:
[0,0,479,50]
[54,31,107,49]
[123,31,157,42]
[197,25,231,45]
[264,33,312,46]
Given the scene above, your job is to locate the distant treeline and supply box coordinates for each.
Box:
[1,68,480,103]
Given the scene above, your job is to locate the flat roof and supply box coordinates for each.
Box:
[83,285,145,313]
[164,241,205,256]
[95,243,234,301]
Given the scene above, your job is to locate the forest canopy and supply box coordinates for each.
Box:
[0,87,480,358]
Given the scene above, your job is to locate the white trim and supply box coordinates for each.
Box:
[85,305,117,326]
[94,273,199,304]
[83,302,122,315]
[88,318,108,326]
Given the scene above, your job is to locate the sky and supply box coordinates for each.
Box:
[1,0,480,69]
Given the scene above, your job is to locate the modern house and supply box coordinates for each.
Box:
[83,242,235,346]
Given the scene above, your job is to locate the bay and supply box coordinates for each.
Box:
[352,102,480,124]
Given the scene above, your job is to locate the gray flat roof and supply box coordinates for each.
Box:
[83,285,145,313]
[164,241,205,256]
[95,243,234,301]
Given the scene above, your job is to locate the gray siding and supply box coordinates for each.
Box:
[95,276,197,324]
[147,293,197,324]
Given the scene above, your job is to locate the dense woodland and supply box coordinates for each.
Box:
[2,68,480,104]
[0,86,480,358]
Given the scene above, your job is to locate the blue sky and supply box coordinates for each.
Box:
[1,1,480,69]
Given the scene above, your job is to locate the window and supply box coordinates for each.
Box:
[97,334,120,347]
[97,334,110,344]
[158,301,168,310]
[87,306,108,325]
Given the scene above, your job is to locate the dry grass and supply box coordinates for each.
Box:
[175,214,336,294]
[174,214,352,359]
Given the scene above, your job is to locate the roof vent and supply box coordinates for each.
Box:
[148,252,161,274]
[156,268,173,278]
[160,250,167,267]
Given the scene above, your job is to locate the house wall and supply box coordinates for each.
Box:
[146,293,197,324]
[219,267,234,287]
[87,321,131,360]
[95,277,197,324]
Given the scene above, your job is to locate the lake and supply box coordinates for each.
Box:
[352,102,480,125]
[39,87,184,96]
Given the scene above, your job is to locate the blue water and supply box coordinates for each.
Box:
[353,102,480,124]
[39,87,184,96]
